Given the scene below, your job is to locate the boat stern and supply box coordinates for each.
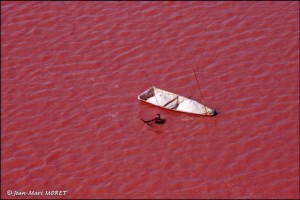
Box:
[137,86,155,101]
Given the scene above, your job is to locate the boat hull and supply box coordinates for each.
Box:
[137,86,215,116]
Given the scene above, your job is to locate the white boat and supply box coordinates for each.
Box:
[137,86,216,116]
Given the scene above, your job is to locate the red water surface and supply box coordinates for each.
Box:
[1,1,299,199]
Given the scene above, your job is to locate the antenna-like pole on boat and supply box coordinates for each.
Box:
[192,67,208,114]
[146,73,160,106]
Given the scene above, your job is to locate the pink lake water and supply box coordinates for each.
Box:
[1,1,299,199]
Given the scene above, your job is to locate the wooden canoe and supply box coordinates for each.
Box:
[137,86,216,116]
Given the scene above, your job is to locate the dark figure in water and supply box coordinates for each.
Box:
[142,114,165,125]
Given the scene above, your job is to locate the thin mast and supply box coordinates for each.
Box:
[192,67,208,114]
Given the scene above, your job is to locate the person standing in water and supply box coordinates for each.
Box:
[141,114,165,126]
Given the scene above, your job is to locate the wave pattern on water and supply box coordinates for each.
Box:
[1,1,299,199]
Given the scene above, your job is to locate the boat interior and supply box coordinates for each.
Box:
[138,87,186,110]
